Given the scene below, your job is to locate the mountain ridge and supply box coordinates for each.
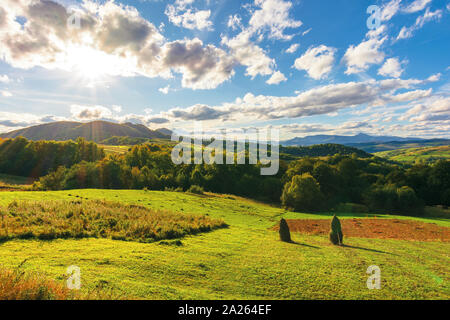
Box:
[0,121,171,142]
[282,133,424,146]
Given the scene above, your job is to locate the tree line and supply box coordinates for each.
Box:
[31,141,450,215]
[0,137,104,178]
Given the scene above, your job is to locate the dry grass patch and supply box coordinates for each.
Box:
[273,218,450,241]
[0,200,227,243]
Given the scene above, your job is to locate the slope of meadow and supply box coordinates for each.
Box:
[0,190,448,300]
[374,146,450,163]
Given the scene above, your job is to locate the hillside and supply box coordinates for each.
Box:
[282,133,421,146]
[280,143,371,160]
[0,121,171,142]
[349,139,450,153]
[375,145,450,163]
[0,189,448,299]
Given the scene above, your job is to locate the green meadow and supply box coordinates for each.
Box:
[375,146,450,163]
[0,189,448,300]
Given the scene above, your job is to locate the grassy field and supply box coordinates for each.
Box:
[98,145,131,155]
[375,145,450,163]
[0,189,448,299]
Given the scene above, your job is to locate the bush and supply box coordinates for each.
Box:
[279,218,291,242]
[329,215,343,245]
[281,173,324,212]
[187,185,205,195]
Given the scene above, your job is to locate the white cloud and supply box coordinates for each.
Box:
[302,28,312,36]
[70,105,113,120]
[159,85,171,94]
[294,45,336,80]
[397,8,442,40]
[266,71,287,85]
[112,105,123,113]
[402,96,450,122]
[378,58,405,78]
[147,76,435,123]
[248,0,302,40]
[222,31,274,78]
[285,43,299,54]
[227,14,243,31]
[0,75,10,83]
[1,91,12,97]
[162,38,236,89]
[402,0,432,13]
[381,0,402,21]
[343,36,387,74]
[0,0,234,90]
[165,4,213,31]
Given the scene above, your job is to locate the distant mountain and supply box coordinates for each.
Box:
[0,121,171,142]
[282,133,423,147]
[348,139,450,153]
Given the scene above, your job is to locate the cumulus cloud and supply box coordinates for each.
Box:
[70,105,114,120]
[147,76,435,123]
[247,0,302,41]
[294,45,336,80]
[1,91,12,97]
[397,8,443,40]
[285,43,299,54]
[402,96,450,122]
[165,2,213,31]
[0,0,235,90]
[378,58,405,78]
[0,112,67,132]
[343,36,387,74]
[222,30,274,78]
[222,0,302,81]
[162,38,236,89]
[266,71,287,85]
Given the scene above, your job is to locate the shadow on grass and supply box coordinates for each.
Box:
[341,244,395,255]
[288,240,320,249]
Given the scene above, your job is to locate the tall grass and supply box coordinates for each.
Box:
[0,264,74,300]
[0,200,227,243]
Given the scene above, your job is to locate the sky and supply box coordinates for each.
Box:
[0,0,449,139]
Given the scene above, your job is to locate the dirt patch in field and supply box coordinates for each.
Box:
[273,219,450,241]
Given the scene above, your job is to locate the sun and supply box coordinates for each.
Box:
[68,46,112,83]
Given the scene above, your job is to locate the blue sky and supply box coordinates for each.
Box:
[0,0,449,138]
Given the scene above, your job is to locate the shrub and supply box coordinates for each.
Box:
[187,185,205,195]
[279,218,291,242]
[281,173,324,212]
[329,215,343,245]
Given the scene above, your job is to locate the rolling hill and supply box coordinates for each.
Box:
[348,139,450,153]
[0,121,171,142]
[374,145,450,163]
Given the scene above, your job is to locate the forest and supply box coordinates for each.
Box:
[0,137,448,215]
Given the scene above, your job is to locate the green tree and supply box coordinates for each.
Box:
[281,173,324,212]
